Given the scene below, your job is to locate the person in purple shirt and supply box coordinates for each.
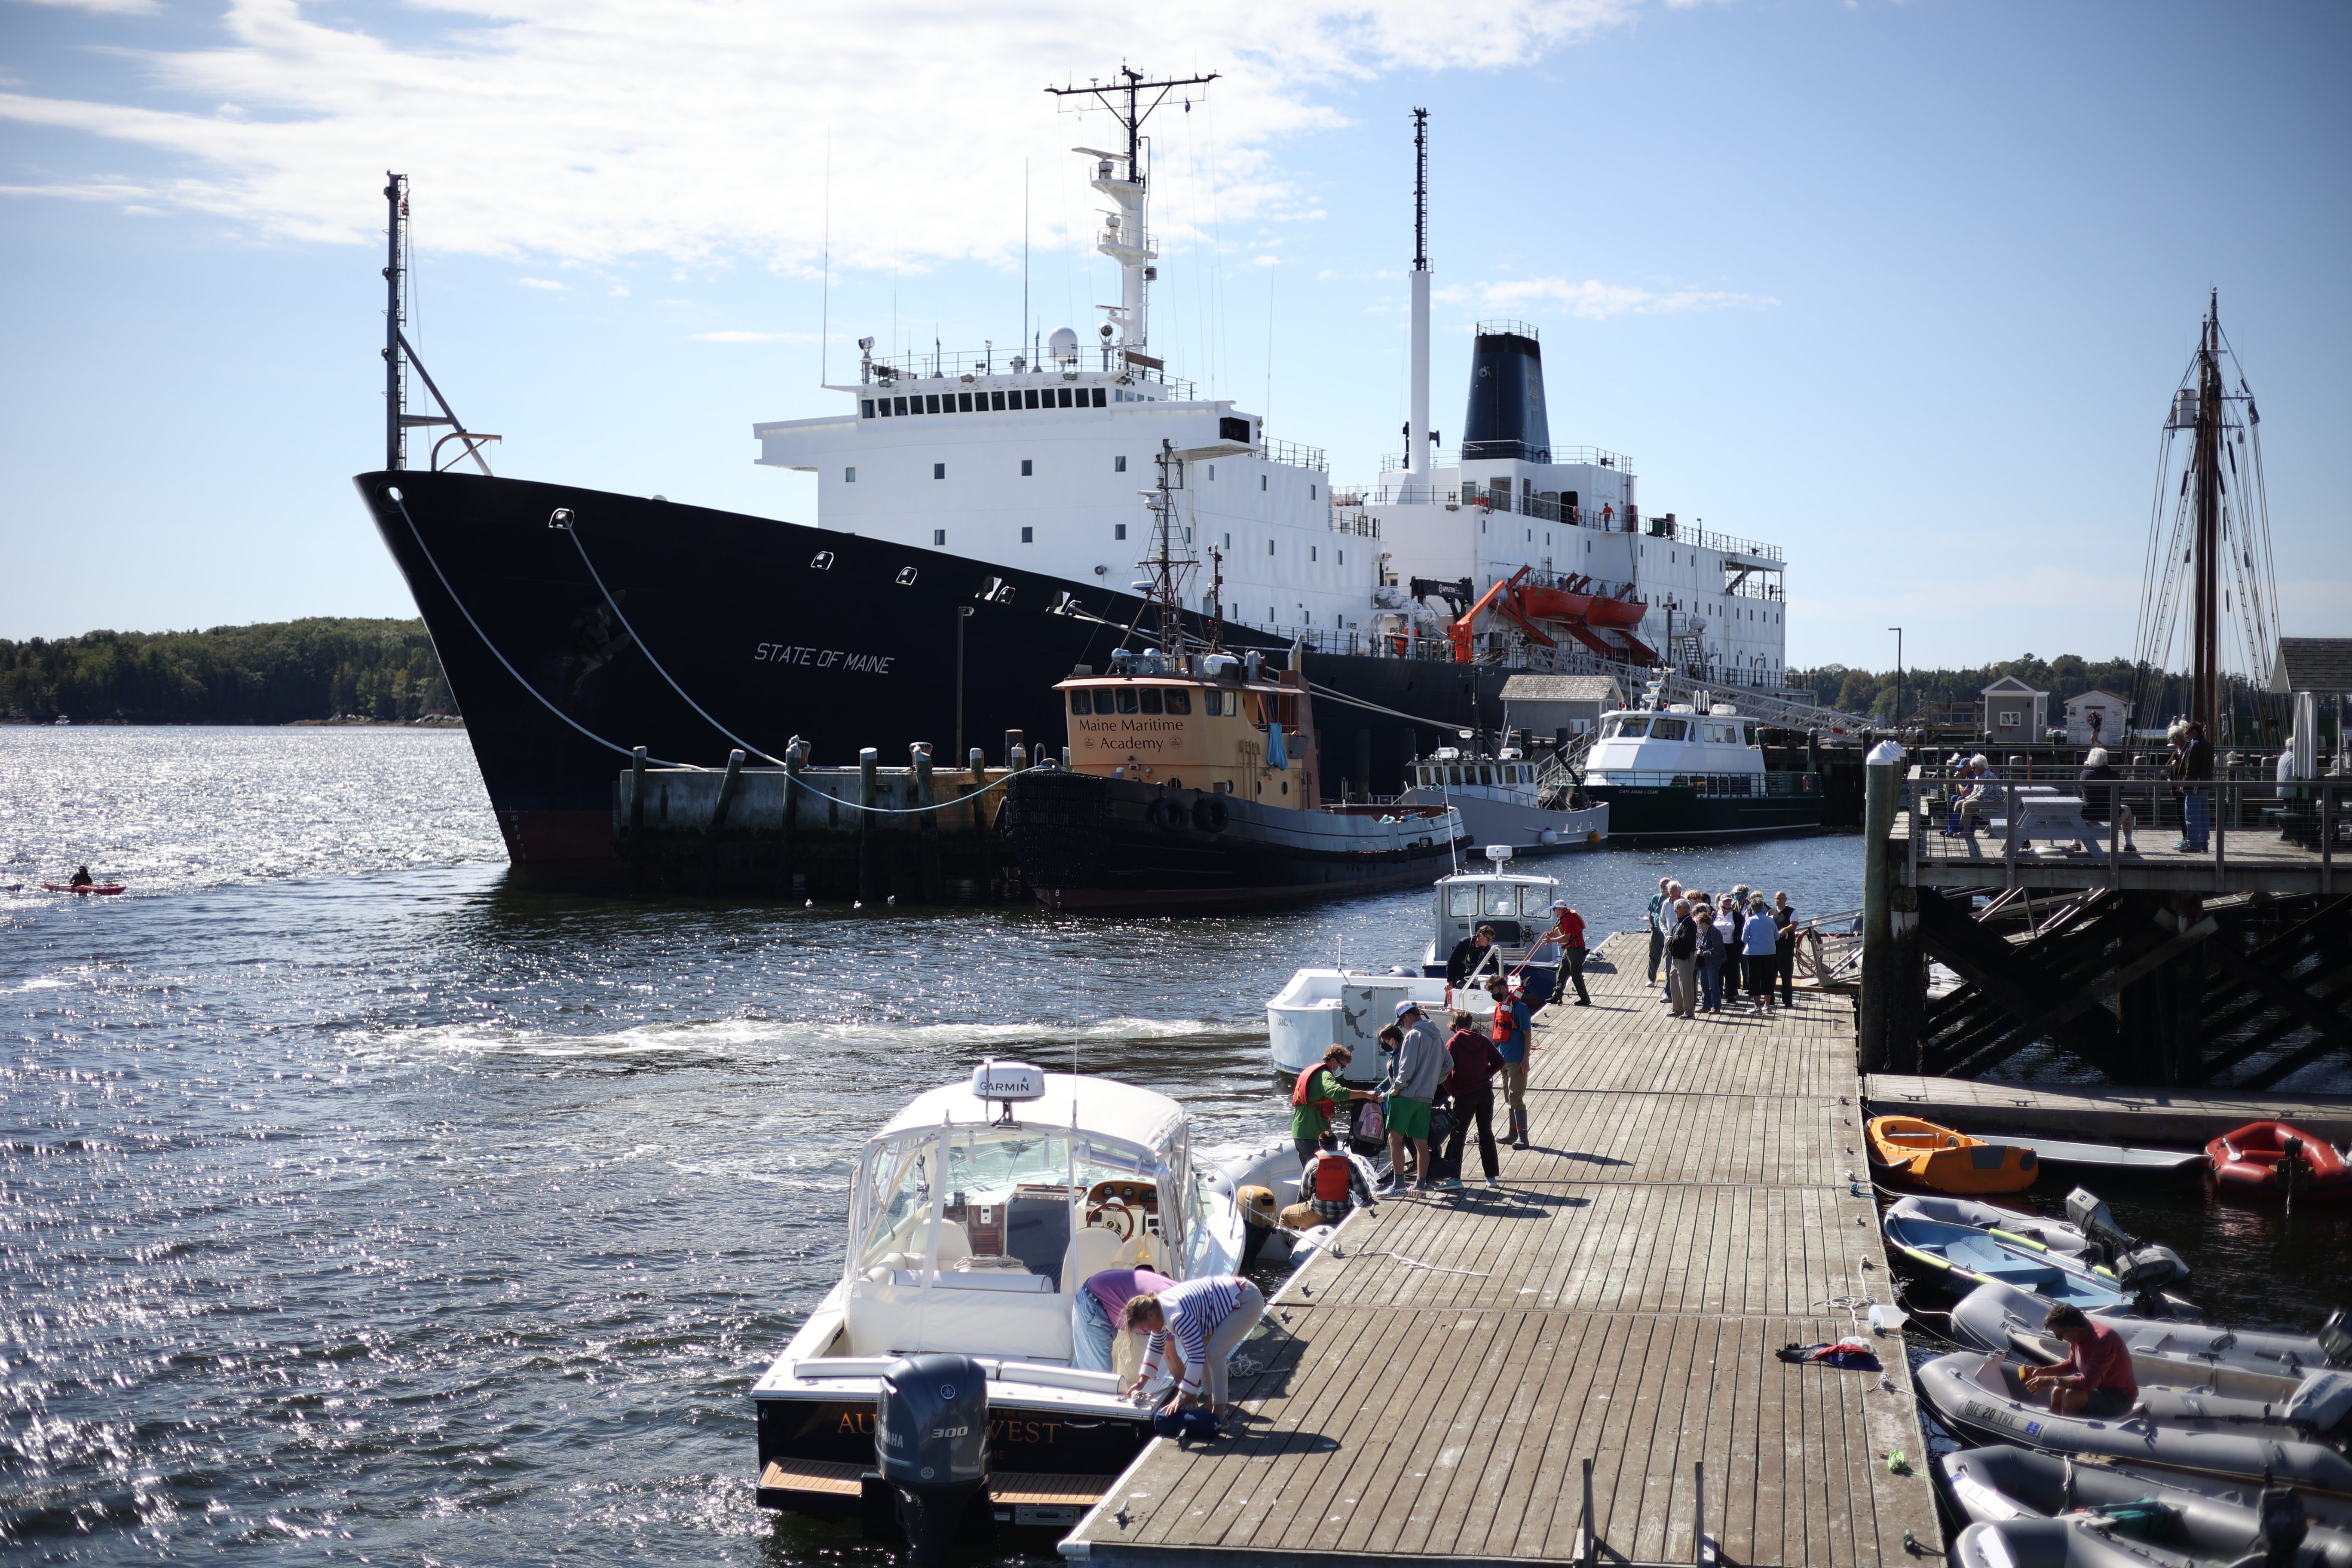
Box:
[1073,1266,1173,1374]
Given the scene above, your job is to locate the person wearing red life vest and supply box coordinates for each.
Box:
[1485,976,1535,1149]
[1303,1130,1379,1224]
[1291,1044,1377,1167]
[1536,897,1591,1007]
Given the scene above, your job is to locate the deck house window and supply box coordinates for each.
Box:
[991,391,1006,410]
[1069,690,1092,715]
[861,400,875,418]
[1117,689,1141,714]
[1139,689,1164,714]
[1163,690,1190,714]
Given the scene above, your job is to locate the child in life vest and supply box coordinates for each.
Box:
[1302,1130,1379,1224]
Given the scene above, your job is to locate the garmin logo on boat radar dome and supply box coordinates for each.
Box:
[970,1059,1048,1102]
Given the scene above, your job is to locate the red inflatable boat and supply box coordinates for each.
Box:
[2205,1120,2352,1196]
[42,882,126,895]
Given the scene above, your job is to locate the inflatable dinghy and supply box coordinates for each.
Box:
[1942,1445,2352,1553]
[2208,1122,2352,1199]
[1916,1351,2352,1492]
[1954,1509,2352,1568]
[1884,1193,2101,1261]
[1950,1280,2349,1386]
[1883,1213,2192,1316]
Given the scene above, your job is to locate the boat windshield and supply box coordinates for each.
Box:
[1446,882,1559,922]
[1607,716,1650,739]
[850,1124,1188,1283]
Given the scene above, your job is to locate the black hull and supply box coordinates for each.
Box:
[1583,779,1827,844]
[1002,771,1462,914]
[355,471,1516,879]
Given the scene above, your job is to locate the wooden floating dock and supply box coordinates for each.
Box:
[1060,934,1938,1567]
[1862,1073,2352,1145]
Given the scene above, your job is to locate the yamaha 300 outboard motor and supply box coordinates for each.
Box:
[876,1353,989,1564]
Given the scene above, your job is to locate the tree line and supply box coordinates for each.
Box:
[1788,653,2262,736]
[0,619,455,725]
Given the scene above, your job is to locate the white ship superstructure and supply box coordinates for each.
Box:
[751,89,1792,701]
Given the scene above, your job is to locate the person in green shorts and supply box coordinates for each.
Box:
[1290,1044,1377,1166]
[1380,1002,1450,1194]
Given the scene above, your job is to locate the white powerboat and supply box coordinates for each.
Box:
[1267,848,1562,1089]
[1397,746,1608,858]
[750,1061,1245,1532]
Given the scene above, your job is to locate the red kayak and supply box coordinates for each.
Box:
[42,882,126,895]
[2207,1120,2352,1196]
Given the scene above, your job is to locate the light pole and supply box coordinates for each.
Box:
[1889,628,1904,731]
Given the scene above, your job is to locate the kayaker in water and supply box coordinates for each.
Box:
[69,865,94,888]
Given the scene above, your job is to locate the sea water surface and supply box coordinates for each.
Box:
[1,727,2341,1564]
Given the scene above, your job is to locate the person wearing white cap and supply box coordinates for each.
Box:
[1379,1000,1449,1194]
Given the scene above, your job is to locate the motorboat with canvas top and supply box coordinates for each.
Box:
[1943,1447,2352,1568]
[1265,846,1561,1090]
[750,1060,1246,1529]
[1916,1348,2352,1493]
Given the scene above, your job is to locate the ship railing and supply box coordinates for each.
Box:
[1329,513,1383,538]
[1260,436,1328,472]
[860,346,1197,399]
[1587,769,1819,798]
[1375,444,1637,475]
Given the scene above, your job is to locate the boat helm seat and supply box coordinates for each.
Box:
[1063,1225,1126,1294]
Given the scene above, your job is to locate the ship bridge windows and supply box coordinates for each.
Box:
[1137,689,1162,715]
[1650,718,1688,741]
[1603,716,1649,739]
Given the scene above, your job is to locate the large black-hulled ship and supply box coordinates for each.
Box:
[358,469,1504,877]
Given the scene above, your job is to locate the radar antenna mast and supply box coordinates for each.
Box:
[1044,66,1217,372]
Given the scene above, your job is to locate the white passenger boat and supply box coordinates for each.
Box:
[750,1061,1245,1530]
[1266,848,1563,1089]
[1396,746,1608,858]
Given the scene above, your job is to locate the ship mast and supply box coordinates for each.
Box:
[384,172,408,471]
[1145,438,1197,654]
[2191,291,2223,737]
[1044,66,1216,371]
[1406,109,1432,478]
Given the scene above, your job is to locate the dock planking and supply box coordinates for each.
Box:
[1061,932,1938,1567]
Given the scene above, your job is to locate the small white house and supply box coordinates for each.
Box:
[2064,689,2131,746]
[1981,676,2049,744]
[1500,674,1626,745]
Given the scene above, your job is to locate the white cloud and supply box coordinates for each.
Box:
[1440,276,1777,318]
[14,0,160,13]
[518,276,564,290]
[0,0,1652,270]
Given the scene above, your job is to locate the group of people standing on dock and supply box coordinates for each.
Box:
[1647,876,1797,1018]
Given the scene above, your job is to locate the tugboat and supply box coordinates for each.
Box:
[1578,692,1825,842]
[1002,445,1464,913]
[750,1060,1246,1538]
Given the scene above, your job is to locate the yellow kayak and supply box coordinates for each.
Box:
[1866,1115,2038,1194]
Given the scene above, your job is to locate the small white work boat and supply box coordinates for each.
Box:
[1266,847,1564,1089]
[1396,745,1608,858]
[750,1061,1246,1536]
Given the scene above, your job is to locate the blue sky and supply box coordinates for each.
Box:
[2,0,2346,671]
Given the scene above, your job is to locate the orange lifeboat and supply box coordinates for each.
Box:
[1448,568,1657,664]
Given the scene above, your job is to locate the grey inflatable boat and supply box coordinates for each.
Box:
[1950,1280,2348,1388]
[1917,1351,2352,1492]
[1942,1446,2352,1559]
[1886,1193,2101,1261]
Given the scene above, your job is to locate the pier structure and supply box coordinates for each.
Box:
[613,733,1036,901]
[1861,757,2352,1090]
[1059,933,1936,1567]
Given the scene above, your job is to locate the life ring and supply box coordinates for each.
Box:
[1192,796,1230,832]
[1087,1197,1137,1240]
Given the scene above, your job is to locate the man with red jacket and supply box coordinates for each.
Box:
[1434,1010,1505,1190]
[1538,898,1591,1007]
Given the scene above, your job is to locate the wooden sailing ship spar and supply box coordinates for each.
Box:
[2130,291,2284,743]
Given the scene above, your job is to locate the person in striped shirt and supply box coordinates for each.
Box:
[1121,1274,1267,1422]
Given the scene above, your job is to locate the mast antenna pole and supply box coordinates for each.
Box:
[384,172,407,471]
[1406,111,1432,479]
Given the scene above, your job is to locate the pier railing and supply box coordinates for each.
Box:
[1901,766,2352,895]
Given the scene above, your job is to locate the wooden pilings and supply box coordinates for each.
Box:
[1859,747,1899,1072]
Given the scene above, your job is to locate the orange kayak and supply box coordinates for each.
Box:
[42,883,126,894]
[1866,1115,2039,1194]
